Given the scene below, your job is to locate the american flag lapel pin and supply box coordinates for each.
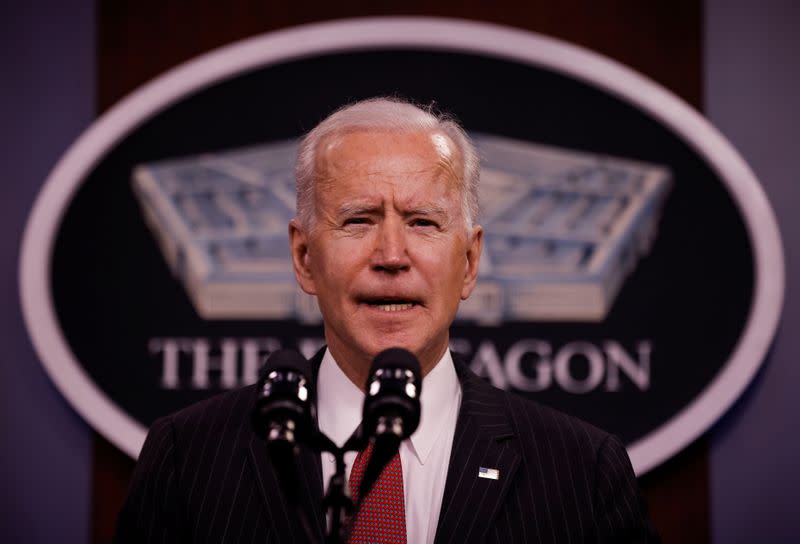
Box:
[478,467,500,480]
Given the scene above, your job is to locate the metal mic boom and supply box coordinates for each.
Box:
[251,349,315,505]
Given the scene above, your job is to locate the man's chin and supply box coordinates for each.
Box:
[363,334,448,368]
[366,338,417,357]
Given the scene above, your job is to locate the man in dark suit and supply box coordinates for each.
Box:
[115,97,659,543]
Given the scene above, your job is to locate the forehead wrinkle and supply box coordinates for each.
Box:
[328,184,455,227]
[404,204,450,222]
[335,200,383,217]
[393,188,456,224]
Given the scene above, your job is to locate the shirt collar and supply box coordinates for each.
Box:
[316,348,461,464]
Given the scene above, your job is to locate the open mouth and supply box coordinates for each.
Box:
[360,298,419,312]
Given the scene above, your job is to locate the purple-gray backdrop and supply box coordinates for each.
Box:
[707,1,800,542]
[1,1,93,541]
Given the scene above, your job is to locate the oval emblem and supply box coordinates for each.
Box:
[19,18,784,474]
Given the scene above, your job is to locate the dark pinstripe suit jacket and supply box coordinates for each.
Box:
[115,352,659,543]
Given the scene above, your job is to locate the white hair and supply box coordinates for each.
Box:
[294,97,480,230]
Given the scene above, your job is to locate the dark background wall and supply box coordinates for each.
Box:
[1,1,797,542]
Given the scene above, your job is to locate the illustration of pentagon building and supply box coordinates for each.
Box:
[132,134,671,324]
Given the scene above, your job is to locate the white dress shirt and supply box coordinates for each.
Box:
[318,348,462,544]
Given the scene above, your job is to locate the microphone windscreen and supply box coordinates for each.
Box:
[369,347,421,382]
[252,348,314,443]
[261,349,313,380]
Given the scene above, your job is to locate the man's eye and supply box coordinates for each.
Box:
[343,217,369,226]
[411,218,437,228]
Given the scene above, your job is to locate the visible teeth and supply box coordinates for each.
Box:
[375,303,413,312]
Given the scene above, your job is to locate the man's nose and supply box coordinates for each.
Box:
[371,219,410,272]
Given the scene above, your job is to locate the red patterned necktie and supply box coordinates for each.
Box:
[347,442,407,543]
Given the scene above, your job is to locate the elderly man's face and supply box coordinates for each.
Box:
[289,130,482,383]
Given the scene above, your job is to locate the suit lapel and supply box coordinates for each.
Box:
[247,349,326,542]
[434,359,521,544]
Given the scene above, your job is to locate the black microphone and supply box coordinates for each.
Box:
[251,348,315,505]
[358,347,422,501]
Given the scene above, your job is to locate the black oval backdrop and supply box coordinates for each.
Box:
[50,49,753,447]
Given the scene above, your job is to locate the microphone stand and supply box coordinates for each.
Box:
[265,426,322,544]
[312,429,367,544]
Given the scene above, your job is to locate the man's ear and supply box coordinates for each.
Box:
[461,224,483,300]
[288,218,317,295]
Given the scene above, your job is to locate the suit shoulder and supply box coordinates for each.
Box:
[505,389,610,446]
[155,385,258,446]
[454,354,612,451]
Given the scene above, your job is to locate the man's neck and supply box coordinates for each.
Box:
[325,340,449,392]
